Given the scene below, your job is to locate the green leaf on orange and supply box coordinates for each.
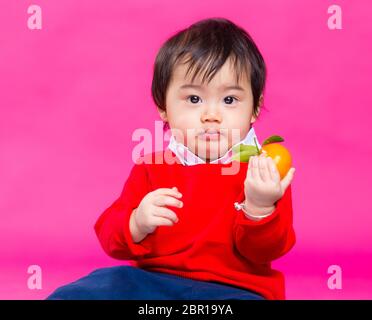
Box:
[262,135,284,146]
[232,147,257,162]
[232,144,258,155]
[231,150,257,162]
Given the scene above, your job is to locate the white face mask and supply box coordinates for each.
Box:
[166,126,261,166]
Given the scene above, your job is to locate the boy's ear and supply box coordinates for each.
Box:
[158,108,168,122]
[250,95,263,124]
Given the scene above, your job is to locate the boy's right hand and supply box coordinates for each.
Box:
[132,187,183,236]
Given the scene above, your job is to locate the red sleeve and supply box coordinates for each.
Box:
[233,184,296,264]
[94,160,153,260]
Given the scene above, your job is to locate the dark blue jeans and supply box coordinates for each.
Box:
[46,266,265,300]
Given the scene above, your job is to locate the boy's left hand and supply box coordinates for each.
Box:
[244,152,296,213]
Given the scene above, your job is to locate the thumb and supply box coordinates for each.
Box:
[280,167,295,192]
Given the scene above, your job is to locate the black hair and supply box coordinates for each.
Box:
[151,17,267,130]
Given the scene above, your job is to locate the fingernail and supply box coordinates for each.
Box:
[179,202,183,208]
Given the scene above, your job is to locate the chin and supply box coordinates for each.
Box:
[197,146,228,161]
[194,136,230,158]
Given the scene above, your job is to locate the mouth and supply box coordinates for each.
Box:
[198,129,222,141]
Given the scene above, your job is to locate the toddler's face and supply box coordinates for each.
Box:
[159,57,259,162]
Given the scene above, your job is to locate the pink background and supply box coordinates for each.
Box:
[1,0,371,299]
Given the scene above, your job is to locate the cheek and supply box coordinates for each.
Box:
[168,107,200,129]
[221,112,252,144]
[170,120,199,147]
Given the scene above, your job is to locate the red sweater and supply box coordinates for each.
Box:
[94,149,296,300]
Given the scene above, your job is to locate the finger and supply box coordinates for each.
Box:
[280,167,296,192]
[258,154,269,182]
[263,155,272,182]
[267,157,280,183]
[152,187,182,198]
[154,195,183,208]
[154,207,179,223]
[248,156,254,179]
[153,216,175,227]
[251,156,258,179]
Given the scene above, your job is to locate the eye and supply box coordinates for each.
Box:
[224,96,238,105]
[187,95,202,104]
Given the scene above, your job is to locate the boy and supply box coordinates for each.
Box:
[47,17,295,300]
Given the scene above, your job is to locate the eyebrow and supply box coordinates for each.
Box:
[179,84,245,92]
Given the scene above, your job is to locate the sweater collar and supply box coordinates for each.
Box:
[166,127,261,166]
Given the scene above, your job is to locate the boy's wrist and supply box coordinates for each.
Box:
[242,199,275,220]
[130,209,148,243]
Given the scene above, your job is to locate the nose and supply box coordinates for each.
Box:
[200,104,222,123]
